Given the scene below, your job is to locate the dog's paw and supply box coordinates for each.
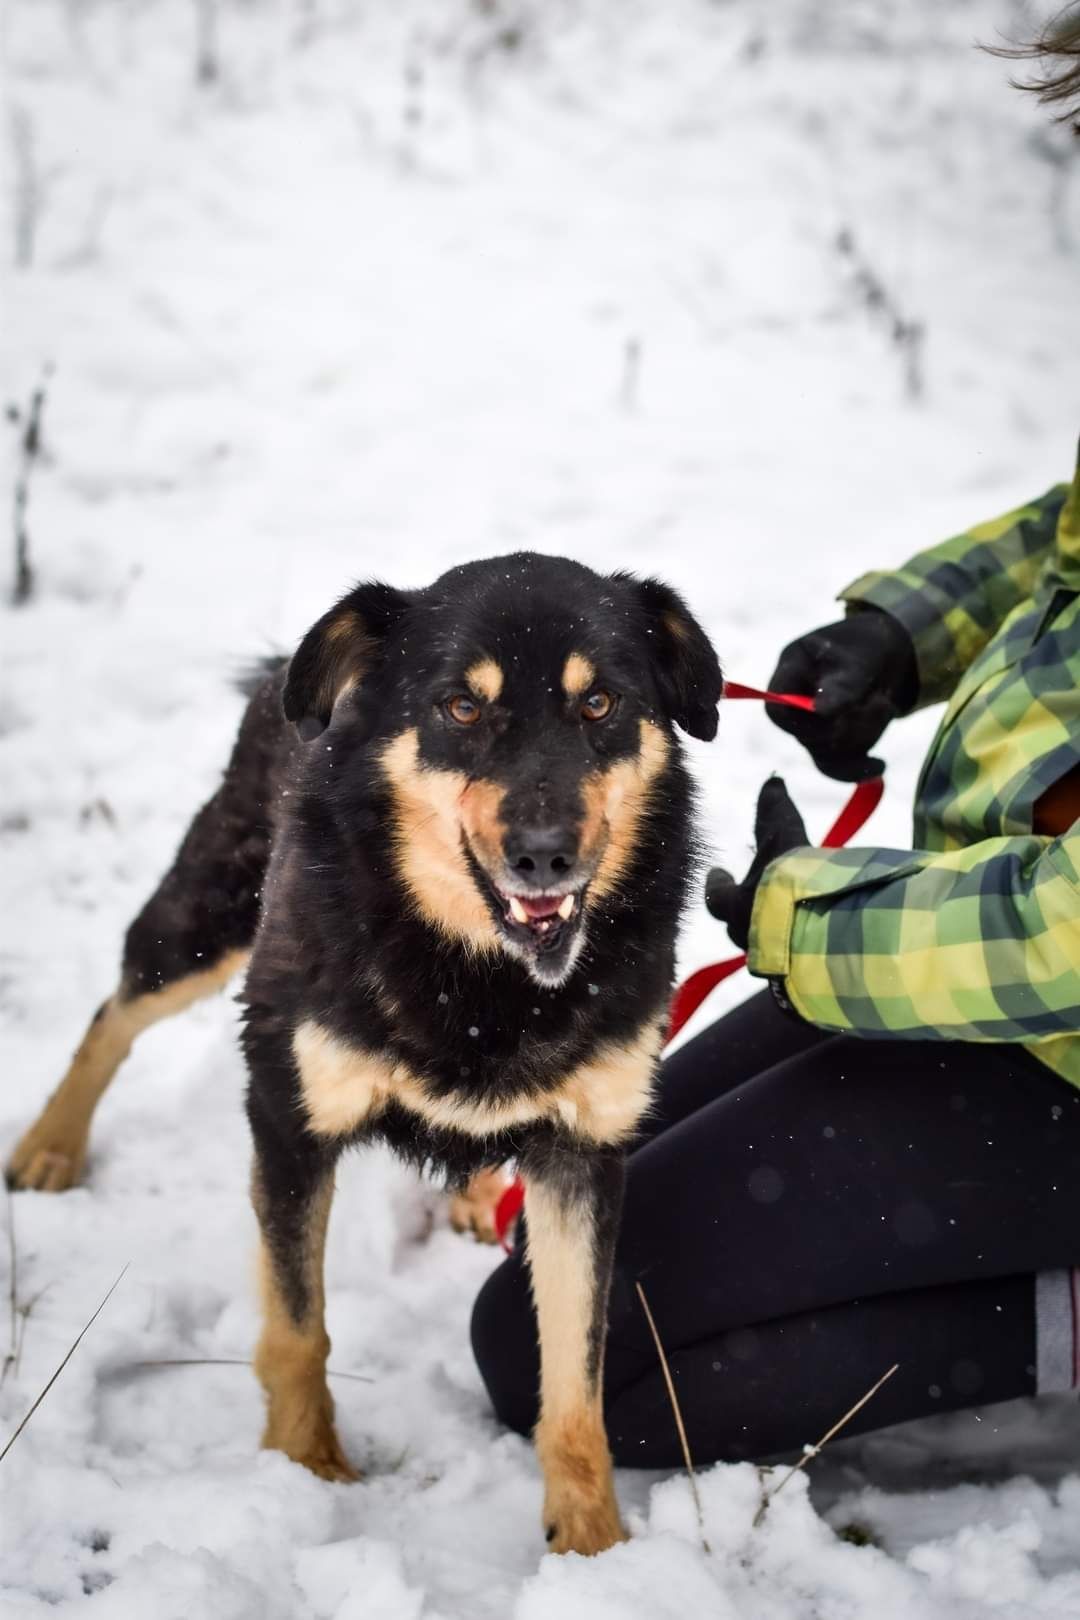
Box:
[292,1441,361,1485]
[544,1498,628,1557]
[263,1423,361,1484]
[538,1413,627,1556]
[6,1128,86,1193]
[448,1166,509,1245]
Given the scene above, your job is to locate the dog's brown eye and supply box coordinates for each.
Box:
[581,690,615,722]
[446,694,482,726]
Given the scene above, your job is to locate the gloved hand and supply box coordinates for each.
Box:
[766,607,917,782]
[706,777,809,951]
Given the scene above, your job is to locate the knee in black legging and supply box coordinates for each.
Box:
[470,1252,541,1438]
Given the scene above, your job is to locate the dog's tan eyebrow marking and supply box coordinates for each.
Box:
[465,658,503,702]
[562,653,595,698]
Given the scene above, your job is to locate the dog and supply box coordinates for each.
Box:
[7,551,721,1557]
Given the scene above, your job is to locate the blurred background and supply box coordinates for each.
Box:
[3,3,1080,1613]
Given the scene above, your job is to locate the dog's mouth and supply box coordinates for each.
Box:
[465,848,590,984]
[497,887,582,942]
[493,882,588,983]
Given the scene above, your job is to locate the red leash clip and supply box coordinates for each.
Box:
[493,682,884,1249]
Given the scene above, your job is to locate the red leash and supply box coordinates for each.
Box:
[720,681,815,712]
[492,681,884,1249]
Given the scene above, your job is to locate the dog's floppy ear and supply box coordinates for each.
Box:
[631,576,722,741]
[283,580,410,740]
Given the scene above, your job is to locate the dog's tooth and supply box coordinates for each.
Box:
[508,895,529,925]
[557,894,575,921]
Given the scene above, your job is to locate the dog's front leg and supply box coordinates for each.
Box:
[521,1140,627,1557]
[248,1096,357,1483]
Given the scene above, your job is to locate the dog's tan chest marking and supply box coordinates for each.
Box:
[555,1018,663,1141]
[294,1021,392,1136]
[294,1016,662,1144]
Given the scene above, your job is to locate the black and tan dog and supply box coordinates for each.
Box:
[7,552,721,1557]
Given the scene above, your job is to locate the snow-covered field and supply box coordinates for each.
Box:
[4,1,1080,1613]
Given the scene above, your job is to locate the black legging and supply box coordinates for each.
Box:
[471,990,1080,1467]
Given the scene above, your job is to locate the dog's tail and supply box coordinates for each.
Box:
[233,653,288,700]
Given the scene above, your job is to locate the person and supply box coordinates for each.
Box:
[471,14,1080,1468]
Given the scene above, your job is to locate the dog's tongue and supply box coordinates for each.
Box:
[517,895,563,920]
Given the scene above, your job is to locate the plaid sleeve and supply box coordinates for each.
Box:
[748,827,1080,1052]
[839,484,1069,707]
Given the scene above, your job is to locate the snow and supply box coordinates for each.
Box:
[3,0,1080,1614]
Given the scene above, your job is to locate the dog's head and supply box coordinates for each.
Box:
[284,553,721,987]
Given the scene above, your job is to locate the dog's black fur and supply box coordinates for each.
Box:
[8,550,721,1557]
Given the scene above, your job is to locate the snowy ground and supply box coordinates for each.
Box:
[4,1,1080,1613]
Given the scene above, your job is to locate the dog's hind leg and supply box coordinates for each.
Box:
[521,1140,628,1557]
[7,673,284,1192]
[6,945,249,1193]
[449,1164,511,1244]
[249,1091,356,1482]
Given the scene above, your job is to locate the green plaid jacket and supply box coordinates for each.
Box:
[750,448,1080,1085]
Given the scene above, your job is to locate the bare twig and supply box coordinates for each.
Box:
[636,1280,710,1555]
[619,337,643,413]
[1,1183,16,1387]
[836,229,924,401]
[194,0,219,85]
[11,369,51,606]
[753,1362,899,1528]
[0,1265,128,1465]
[10,105,41,270]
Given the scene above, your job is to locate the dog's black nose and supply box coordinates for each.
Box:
[504,826,578,888]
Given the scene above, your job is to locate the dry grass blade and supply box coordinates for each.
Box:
[636,1279,710,1555]
[753,1362,899,1528]
[0,1263,129,1466]
[130,1356,374,1384]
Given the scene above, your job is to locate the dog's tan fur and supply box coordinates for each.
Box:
[380,730,502,955]
[583,720,670,902]
[252,1168,357,1482]
[561,653,596,698]
[526,1176,626,1554]
[381,720,670,960]
[465,658,504,703]
[294,1016,661,1146]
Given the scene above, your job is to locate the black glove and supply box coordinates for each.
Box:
[765,608,917,782]
[706,777,809,951]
